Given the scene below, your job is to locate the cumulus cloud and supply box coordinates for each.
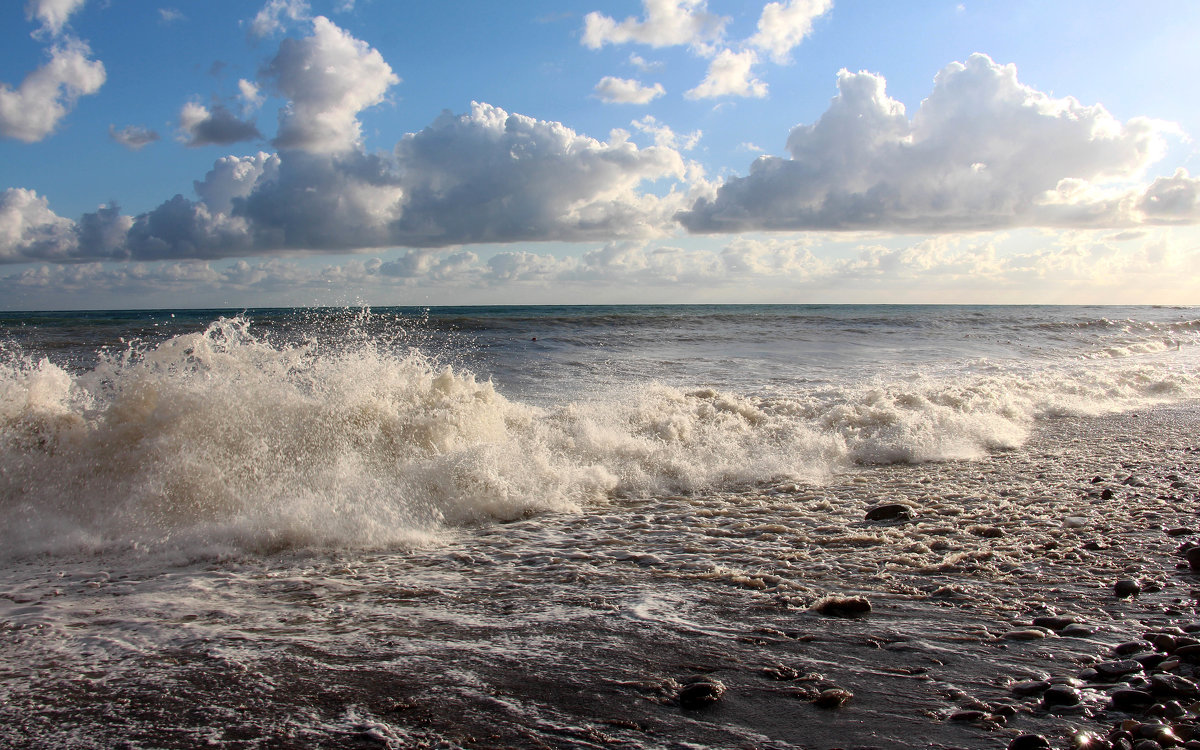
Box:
[25,0,87,37]
[263,16,398,153]
[686,48,766,99]
[0,39,105,142]
[582,0,727,51]
[177,101,262,147]
[594,76,665,104]
[109,124,160,150]
[8,100,692,263]
[0,188,130,262]
[632,115,701,150]
[1138,169,1200,224]
[249,0,309,37]
[238,79,264,112]
[680,54,1192,233]
[748,0,832,64]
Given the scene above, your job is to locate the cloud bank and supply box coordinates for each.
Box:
[680,54,1198,232]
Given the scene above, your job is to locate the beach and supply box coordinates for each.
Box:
[3,306,1200,749]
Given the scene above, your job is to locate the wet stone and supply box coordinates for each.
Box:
[1172,644,1200,662]
[1012,679,1052,697]
[812,596,871,618]
[1111,688,1155,710]
[1033,615,1078,631]
[1116,580,1143,598]
[1042,685,1083,707]
[678,677,726,710]
[1097,660,1144,680]
[1187,548,1200,571]
[1150,674,1200,700]
[812,688,853,709]
[1063,623,1099,637]
[864,503,913,522]
[1117,641,1155,656]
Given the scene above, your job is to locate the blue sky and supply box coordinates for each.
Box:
[1,0,1198,309]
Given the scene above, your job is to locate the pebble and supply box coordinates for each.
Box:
[864,503,913,522]
[678,677,726,710]
[1097,661,1145,680]
[812,688,853,709]
[1189,549,1200,572]
[1150,674,1200,700]
[1110,689,1155,710]
[812,595,871,618]
[1011,680,1052,696]
[1034,615,1078,631]
[1063,623,1099,637]
[1116,580,1143,598]
[1043,685,1083,707]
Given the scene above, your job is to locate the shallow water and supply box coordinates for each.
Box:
[3,306,1200,748]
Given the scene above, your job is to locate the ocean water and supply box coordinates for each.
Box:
[2,304,1200,748]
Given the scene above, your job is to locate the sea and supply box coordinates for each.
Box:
[2,304,1200,749]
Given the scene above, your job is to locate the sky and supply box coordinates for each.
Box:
[1,0,1198,310]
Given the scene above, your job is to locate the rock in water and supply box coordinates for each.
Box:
[864,503,913,521]
[678,677,726,710]
[1114,579,1141,598]
[812,688,853,709]
[1186,546,1200,571]
[1008,735,1052,750]
[812,595,871,618]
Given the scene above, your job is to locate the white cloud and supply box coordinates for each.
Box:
[594,76,665,104]
[177,101,262,147]
[158,8,185,24]
[686,49,766,99]
[748,0,832,64]
[680,54,1191,232]
[249,0,309,37]
[32,100,690,262]
[0,39,105,142]
[25,0,87,37]
[0,188,76,261]
[632,115,701,150]
[238,79,264,112]
[263,16,398,153]
[582,0,727,51]
[1138,168,1200,224]
[629,53,662,72]
[109,124,160,150]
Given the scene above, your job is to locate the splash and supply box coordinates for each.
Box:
[1,314,1197,557]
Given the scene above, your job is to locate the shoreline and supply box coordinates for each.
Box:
[2,402,1200,748]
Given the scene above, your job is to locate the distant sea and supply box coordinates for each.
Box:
[3,305,1200,748]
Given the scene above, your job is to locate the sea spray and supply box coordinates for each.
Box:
[2,310,1200,557]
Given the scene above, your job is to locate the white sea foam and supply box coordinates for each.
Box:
[1,315,1198,557]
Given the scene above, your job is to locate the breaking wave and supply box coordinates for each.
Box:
[1,315,1196,556]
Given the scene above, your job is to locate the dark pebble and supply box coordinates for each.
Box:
[865,503,913,521]
[1011,679,1052,696]
[1042,685,1082,707]
[949,710,985,722]
[1135,653,1167,671]
[1168,528,1196,537]
[1063,623,1099,637]
[1187,548,1200,571]
[1034,615,1078,631]
[1116,641,1154,656]
[679,678,726,710]
[1116,579,1142,598]
[1110,688,1155,710]
[1150,673,1200,699]
[1096,660,1143,679]
[1173,644,1200,662]
[812,596,871,618]
[812,688,853,709]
